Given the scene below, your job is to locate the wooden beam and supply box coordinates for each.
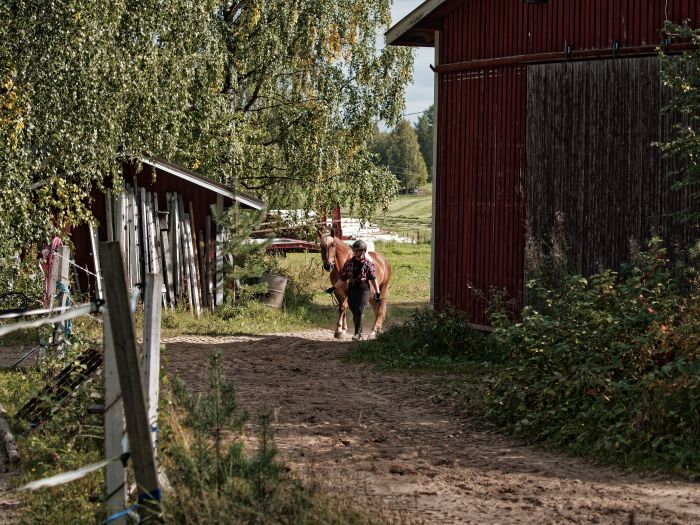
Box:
[215,195,224,306]
[103,310,126,524]
[100,242,161,519]
[142,273,162,450]
[188,202,204,312]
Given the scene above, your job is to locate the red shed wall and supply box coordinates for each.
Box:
[440,0,700,64]
[73,164,232,298]
[435,65,526,323]
[433,0,699,322]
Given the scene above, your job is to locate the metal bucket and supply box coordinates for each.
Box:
[258,274,288,308]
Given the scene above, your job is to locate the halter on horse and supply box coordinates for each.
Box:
[319,229,391,339]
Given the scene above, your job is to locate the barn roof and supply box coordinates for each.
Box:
[385,0,448,47]
[141,156,266,210]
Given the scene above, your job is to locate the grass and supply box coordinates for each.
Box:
[376,184,433,242]
[0,235,432,524]
[154,241,432,337]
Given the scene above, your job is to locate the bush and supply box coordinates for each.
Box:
[162,350,388,524]
[350,305,491,369]
[487,238,700,472]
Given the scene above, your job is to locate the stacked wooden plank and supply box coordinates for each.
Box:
[103,181,220,316]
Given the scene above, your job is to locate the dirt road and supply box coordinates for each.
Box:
[0,457,19,524]
[165,331,700,525]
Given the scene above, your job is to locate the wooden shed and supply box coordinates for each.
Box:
[73,157,265,314]
[388,0,699,324]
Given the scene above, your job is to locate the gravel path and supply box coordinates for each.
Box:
[164,330,700,525]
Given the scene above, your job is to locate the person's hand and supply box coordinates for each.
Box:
[374,292,381,303]
[325,286,336,294]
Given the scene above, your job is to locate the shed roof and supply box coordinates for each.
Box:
[141,156,266,210]
[385,0,448,47]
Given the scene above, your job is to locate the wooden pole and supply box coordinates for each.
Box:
[205,215,212,310]
[215,195,224,306]
[52,246,71,355]
[100,242,161,520]
[183,214,200,317]
[106,189,114,243]
[89,225,103,301]
[142,273,162,450]
[103,309,127,524]
[198,229,207,308]
[159,212,174,309]
[188,202,203,312]
[169,194,181,304]
[140,187,149,278]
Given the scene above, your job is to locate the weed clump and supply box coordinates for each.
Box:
[351,305,490,369]
[488,238,700,473]
[162,350,388,525]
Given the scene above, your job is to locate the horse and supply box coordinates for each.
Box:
[319,228,392,339]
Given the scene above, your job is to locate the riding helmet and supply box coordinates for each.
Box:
[352,240,367,251]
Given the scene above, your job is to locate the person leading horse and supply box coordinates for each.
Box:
[319,230,391,340]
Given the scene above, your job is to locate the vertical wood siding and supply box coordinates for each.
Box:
[436,65,526,323]
[526,57,696,276]
[440,0,700,64]
[432,0,699,322]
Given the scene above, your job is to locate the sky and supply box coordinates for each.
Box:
[389,0,434,124]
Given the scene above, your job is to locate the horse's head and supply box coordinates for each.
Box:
[319,233,337,272]
[320,235,335,272]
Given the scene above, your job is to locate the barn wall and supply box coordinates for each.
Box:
[526,56,696,276]
[73,163,233,299]
[435,65,526,323]
[440,0,700,64]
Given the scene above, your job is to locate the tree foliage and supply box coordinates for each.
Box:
[659,22,700,224]
[386,119,428,190]
[414,104,433,181]
[0,0,412,287]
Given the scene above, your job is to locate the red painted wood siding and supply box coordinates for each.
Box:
[433,0,699,322]
[440,0,700,64]
[435,65,526,323]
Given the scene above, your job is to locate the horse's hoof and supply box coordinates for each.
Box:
[368,331,377,340]
[334,331,346,339]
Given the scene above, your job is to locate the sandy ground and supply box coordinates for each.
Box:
[164,331,700,525]
[0,463,19,525]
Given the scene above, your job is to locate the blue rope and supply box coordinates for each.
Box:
[102,505,138,524]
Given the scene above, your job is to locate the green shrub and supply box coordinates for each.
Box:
[350,305,491,370]
[487,238,700,472]
[162,350,388,524]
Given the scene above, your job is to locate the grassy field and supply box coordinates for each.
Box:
[153,241,431,337]
[376,184,433,242]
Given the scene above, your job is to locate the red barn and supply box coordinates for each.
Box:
[388,0,699,324]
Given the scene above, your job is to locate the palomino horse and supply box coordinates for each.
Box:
[319,229,392,339]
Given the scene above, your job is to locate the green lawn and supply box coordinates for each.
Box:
[376,184,433,242]
[153,241,431,337]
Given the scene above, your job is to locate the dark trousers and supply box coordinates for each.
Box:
[347,286,370,335]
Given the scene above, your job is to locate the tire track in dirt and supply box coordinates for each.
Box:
[164,331,700,525]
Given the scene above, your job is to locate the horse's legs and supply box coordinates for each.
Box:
[335,295,348,339]
[368,284,389,339]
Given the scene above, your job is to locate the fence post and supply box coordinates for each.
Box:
[103,309,127,524]
[100,242,161,521]
[142,272,163,450]
[52,246,71,356]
